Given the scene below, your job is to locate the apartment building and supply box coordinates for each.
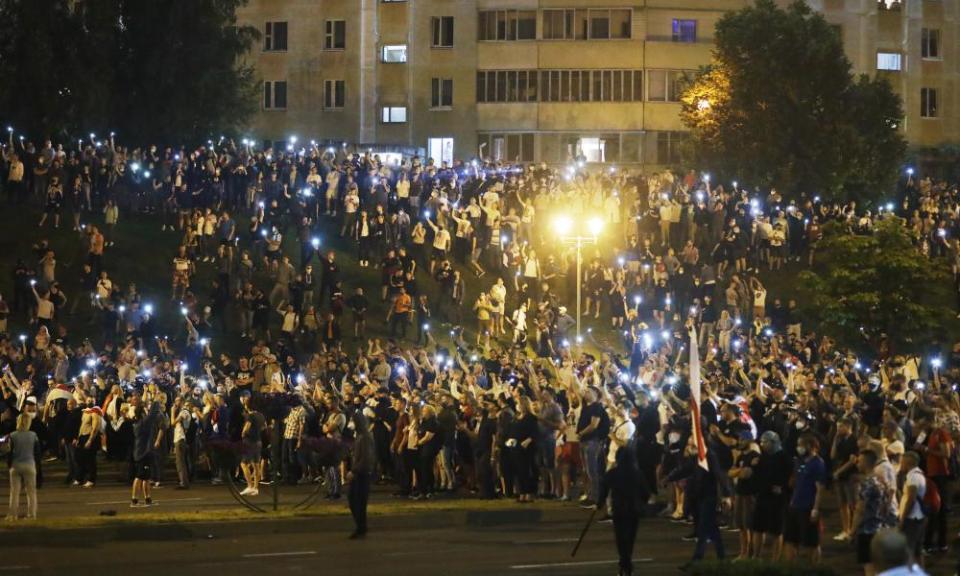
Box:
[237,0,959,166]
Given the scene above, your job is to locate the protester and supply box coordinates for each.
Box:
[0,133,958,575]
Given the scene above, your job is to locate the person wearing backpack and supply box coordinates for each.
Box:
[853,449,898,576]
[897,451,927,562]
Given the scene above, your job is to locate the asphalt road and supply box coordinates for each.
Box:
[2,462,957,575]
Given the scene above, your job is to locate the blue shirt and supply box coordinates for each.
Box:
[790,454,826,510]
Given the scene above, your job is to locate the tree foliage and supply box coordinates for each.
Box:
[797,219,951,354]
[0,0,259,144]
[680,0,906,203]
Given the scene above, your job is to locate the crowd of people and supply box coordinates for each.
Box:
[2,130,960,574]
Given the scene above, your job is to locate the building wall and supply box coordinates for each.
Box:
[237,0,959,165]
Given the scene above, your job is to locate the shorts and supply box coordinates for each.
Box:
[172,271,190,288]
[836,478,857,506]
[733,494,755,531]
[431,248,446,261]
[242,441,262,464]
[559,442,582,468]
[133,457,152,481]
[783,507,820,548]
[752,496,784,535]
[856,533,875,564]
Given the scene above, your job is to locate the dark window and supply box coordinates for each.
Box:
[921,87,938,118]
[264,21,288,51]
[432,16,454,47]
[264,81,287,110]
[431,78,453,107]
[324,80,345,109]
[922,28,940,59]
[325,20,345,50]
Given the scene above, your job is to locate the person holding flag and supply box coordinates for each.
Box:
[674,323,725,571]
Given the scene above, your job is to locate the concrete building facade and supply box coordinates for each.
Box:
[237,0,959,165]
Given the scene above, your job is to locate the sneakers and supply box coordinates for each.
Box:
[82,481,95,488]
[130,499,140,508]
[145,498,155,507]
[240,487,259,497]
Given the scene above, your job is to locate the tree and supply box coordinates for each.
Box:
[680,0,905,203]
[0,0,259,144]
[797,219,952,354]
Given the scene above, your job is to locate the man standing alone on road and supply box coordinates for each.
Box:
[347,410,376,539]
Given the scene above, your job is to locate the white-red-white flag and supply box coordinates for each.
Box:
[689,327,709,470]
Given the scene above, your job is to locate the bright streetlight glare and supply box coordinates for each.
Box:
[587,217,604,237]
[553,215,573,236]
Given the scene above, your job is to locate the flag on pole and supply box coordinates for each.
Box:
[688,327,709,470]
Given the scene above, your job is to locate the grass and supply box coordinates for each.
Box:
[0,497,555,531]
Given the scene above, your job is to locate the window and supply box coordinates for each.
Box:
[263,81,287,110]
[645,70,685,102]
[431,16,454,47]
[381,45,407,62]
[667,71,685,102]
[479,133,534,162]
[324,80,345,110]
[381,106,407,123]
[264,22,288,51]
[921,88,938,118]
[478,10,535,41]
[428,138,454,165]
[877,52,902,71]
[477,70,643,103]
[324,20,345,50]
[431,78,453,108]
[921,28,940,59]
[541,9,629,40]
[672,19,696,43]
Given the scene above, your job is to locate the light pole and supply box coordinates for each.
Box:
[554,215,604,343]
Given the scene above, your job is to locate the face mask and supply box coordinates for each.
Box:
[347,421,356,431]
[796,446,807,456]
[668,433,681,444]
[795,420,806,430]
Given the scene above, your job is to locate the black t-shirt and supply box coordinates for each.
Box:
[734,451,761,496]
[833,434,858,481]
[578,402,609,442]
[244,411,265,443]
[419,417,440,451]
[715,419,744,470]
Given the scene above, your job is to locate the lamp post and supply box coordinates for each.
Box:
[554,215,604,343]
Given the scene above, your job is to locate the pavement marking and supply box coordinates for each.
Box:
[513,538,579,544]
[85,497,203,505]
[242,551,317,559]
[510,558,653,570]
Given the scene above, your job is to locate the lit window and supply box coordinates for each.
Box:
[672,19,696,43]
[382,106,407,123]
[381,45,407,63]
[877,52,902,71]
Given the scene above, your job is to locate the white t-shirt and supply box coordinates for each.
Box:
[606,418,636,470]
[904,467,927,520]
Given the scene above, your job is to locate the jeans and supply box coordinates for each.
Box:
[326,465,341,496]
[9,463,37,519]
[924,476,950,549]
[282,438,300,483]
[64,442,79,483]
[348,471,371,534]
[580,439,601,502]
[175,440,190,487]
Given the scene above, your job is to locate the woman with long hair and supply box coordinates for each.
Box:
[7,413,40,520]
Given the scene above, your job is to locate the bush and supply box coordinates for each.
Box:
[685,560,836,576]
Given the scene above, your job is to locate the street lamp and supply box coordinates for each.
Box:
[555,214,604,342]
